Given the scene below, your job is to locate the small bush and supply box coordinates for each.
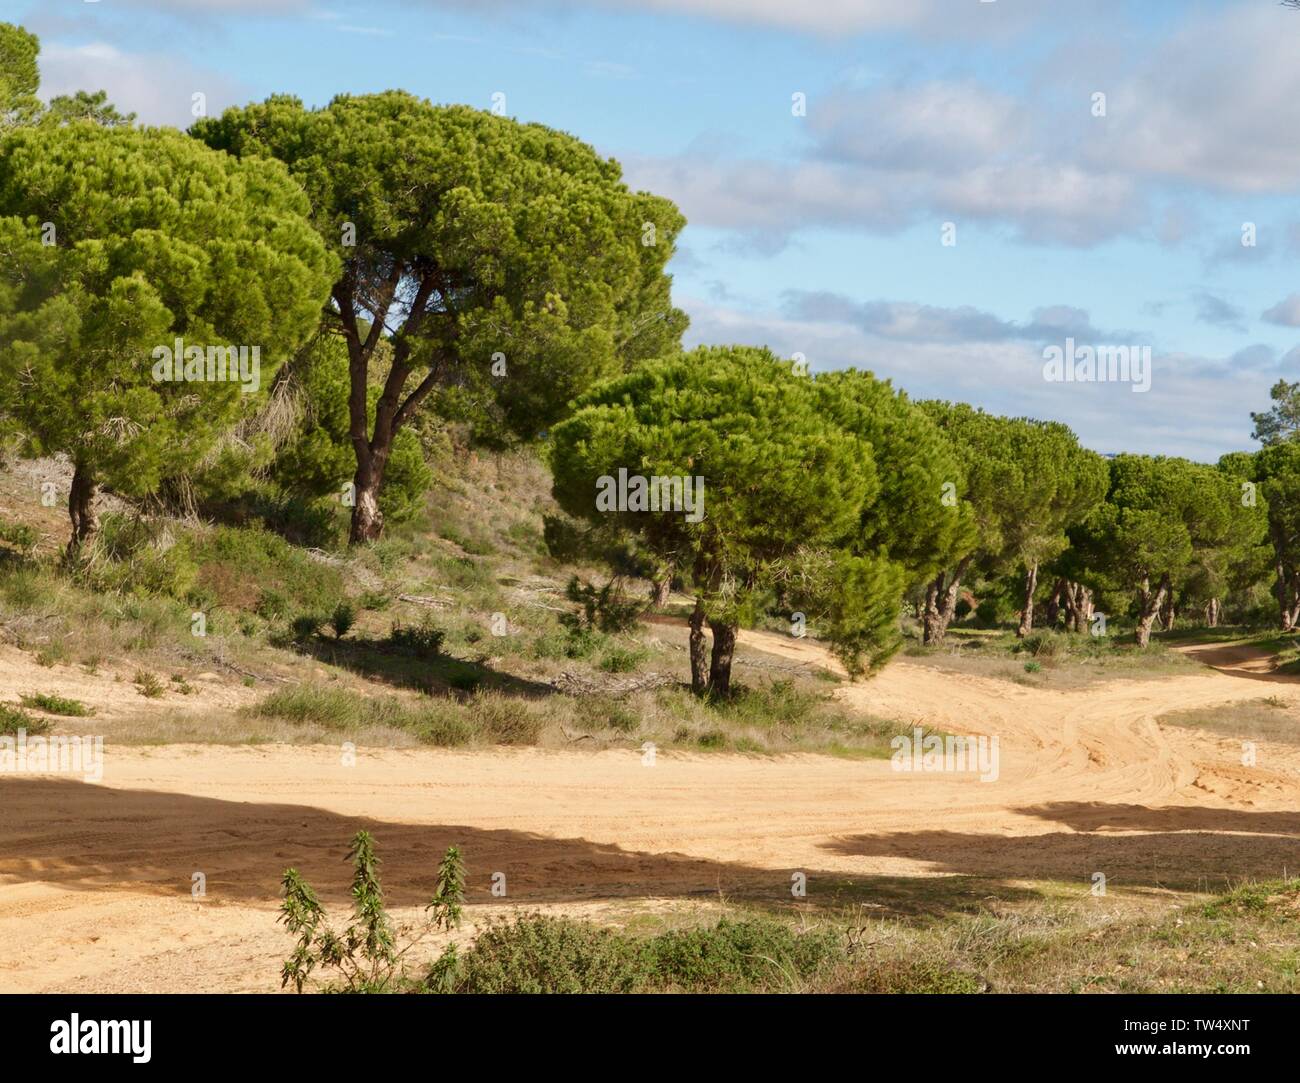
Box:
[443,914,845,994]
[466,693,543,745]
[387,619,445,660]
[0,702,48,736]
[329,601,357,640]
[599,644,646,673]
[645,918,844,991]
[560,576,642,635]
[134,670,165,698]
[291,613,325,642]
[1019,632,1062,659]
[452,915,647,994]
[0,520,39,558]
[20,693,92,717]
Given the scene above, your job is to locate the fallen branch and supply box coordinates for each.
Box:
[550,670,679,697]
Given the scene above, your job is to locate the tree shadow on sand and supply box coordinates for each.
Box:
[822,801,1300,892]
[1,777,1033,918]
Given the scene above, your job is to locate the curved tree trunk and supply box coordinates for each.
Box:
[1063,581,1094,634]
[1275,557,1300,631]
[922,556,971,645]
[66,460,100,561]
[1134,575,1168,648]
[707,619,738,697]
[1016,562,1039,638]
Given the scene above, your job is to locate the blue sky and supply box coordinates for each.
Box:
[7,0,1300,459]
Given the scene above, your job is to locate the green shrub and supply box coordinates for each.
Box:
[191,525,344,616]
[598,644,646,673]
[0,520,38,558]
[77,515,198,598]
[466,693,542,745]
[1020,632,1063,659]
[329,601,356,639]
[560,576,642,635]
[19,693,92,716]
[443,914,845,993]
[291,613,325,642]
[387,619,445,659]
[645,918,844,991]
[133,670,165,698]
[0,702,48,735]
[452,915,647,994]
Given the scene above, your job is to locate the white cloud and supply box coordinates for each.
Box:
[1069,6,1300,194]
[680,295,1270,461]
[1261,294,1300,328]
[38,42,247,129]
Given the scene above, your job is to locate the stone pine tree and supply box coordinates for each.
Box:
[194,92,687,543]
[999,424,1107,637]
[1247,443,1300,629]
[813,370,976,586]
[915,404,1098,644]
[0,122,337,554]
[0,22,39,130]
[548,346,883,696]
[1,23,133,130]
[1251,379,1300,445]
[1073,455,1261,647]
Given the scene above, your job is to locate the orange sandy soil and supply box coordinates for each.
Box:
[1,630,1298,992]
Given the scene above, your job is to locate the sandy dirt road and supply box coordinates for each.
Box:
[2,632,1299,992]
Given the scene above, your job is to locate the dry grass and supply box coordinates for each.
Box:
[1158,695,1300,746]
[810,877,1300,993]
[901,626,1202,689]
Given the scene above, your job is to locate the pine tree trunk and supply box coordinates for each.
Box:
[707,619,737,697]
[651,575,672,609]
[1065,582,1093,634]
[1276,562,1298,631]
[1045,577,1066,628]
[922,556,971,645]
[1135,576,1167,648]
[66,459,100,560]
[688,599,710,696]
[1017,562,1039,638]
[348,454,387,544]
[1205,598,1219,628]
[922,577,943,645]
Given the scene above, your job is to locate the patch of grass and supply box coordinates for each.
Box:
[902,625,1198,687]
[598,644,646,673]
[0,702,48,736]
[247,685,540,747]
[19,692,92,717]
[1158,697,1300,746]
[444,914,845,994]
